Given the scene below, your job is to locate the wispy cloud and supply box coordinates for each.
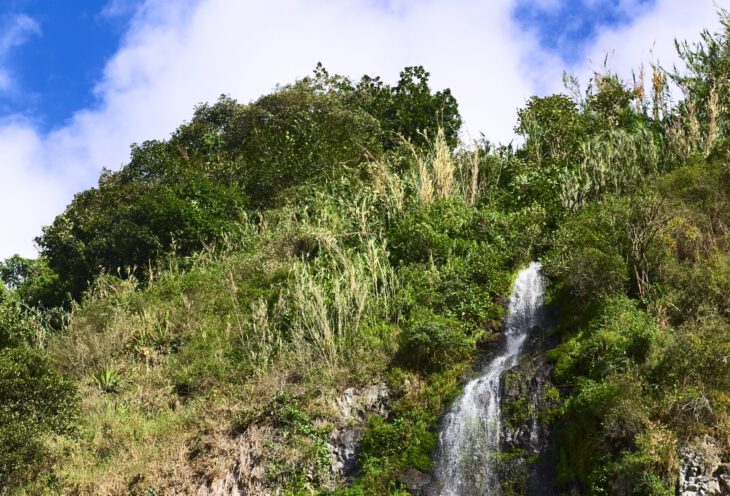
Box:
[98,0,146,21]
[0,0,548,257]
[566,0,721,96]
[0,14,40,91]
[0,0,722,258]
[513,0,656,66]
[0,14,40,54]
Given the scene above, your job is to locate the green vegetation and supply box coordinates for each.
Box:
[0,345,78,489]
[3,11,730,496]
[538,13,730,495]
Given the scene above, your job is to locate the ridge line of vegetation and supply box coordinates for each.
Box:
[2,10,730,495]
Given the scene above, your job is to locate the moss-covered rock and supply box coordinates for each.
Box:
[499,331,561,495]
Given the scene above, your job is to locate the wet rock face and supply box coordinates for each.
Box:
[498,331,560,496]
[328,383,390,477]
[679,437,730,496]
[501,350,551,452]
[398,467,435,496]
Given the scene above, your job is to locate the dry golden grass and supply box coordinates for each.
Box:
[406,127,457,203]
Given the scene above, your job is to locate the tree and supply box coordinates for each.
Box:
[353,66,462,150]
[38,160,245,299]
[228,82,383,208]
[37,66,463,298]
[585,73,639,131]
[0,256,67,309]
[516,94,586,166]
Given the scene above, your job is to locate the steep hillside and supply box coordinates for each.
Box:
[2,12,730,496]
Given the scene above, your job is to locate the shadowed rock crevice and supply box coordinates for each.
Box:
[499,331,561,496]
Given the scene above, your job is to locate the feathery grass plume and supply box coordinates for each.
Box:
[288,239,397,372]
[561,124,664,211]
[665,82,723,162]
[563,70,586,110]
[406,127,456,203]
[665,115,691,164]
[338,186,380,239]
[453,141,490,205]
[417,154,435,203]
[687,98,703,152]
[651,65,669,122]
[632,63,647,115]
[468,146,480,205]
[432,127,455,198]
[707,82,721,155]
[369,159,406,221]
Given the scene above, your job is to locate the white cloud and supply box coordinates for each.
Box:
[0,0,548,258]
[0,0,724,259]
[99,0,144,19]
[0,14,40,55]
[0,14,40,92]
[0,121,67,257]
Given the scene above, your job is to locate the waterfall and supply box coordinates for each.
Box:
[435,262,545,496]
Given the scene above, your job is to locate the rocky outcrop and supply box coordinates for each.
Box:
[679,436,730,496]
[328,382,390,476]
[196,382,390,496]
[498,328,560,496]
[398,467,435,495]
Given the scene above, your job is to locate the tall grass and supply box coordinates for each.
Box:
[665,82,724,162]
[409,128,457,203]
[561,125,664,211]
[369,159,406,222]
[406,127,491,205]
[220,179,405,376]
[239,295,285,372]
[287,238,397,371]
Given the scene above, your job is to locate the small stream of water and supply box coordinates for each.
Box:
[435,262,545,495]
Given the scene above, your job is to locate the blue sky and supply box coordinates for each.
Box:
[0,0,141,130]
[0,0,721,258]
[513,0,656,64]
[0,0,659,132]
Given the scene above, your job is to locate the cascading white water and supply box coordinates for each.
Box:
[435,262,545,496]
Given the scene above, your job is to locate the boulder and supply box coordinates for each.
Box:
[328,382,391,477]
[679,436,729,496]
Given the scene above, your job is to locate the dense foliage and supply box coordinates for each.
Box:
[36,65,461,300]
[3,11,730,495]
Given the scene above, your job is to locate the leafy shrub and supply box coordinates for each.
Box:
[0,291,51,348]
[0,346,78,488]
[38,162,246,299]
[545,200,630,301]
[0,255,68,309]
[388,199,478,265]
[550,296,659,382]
[399,308,474,371]
[557,375,648,489]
